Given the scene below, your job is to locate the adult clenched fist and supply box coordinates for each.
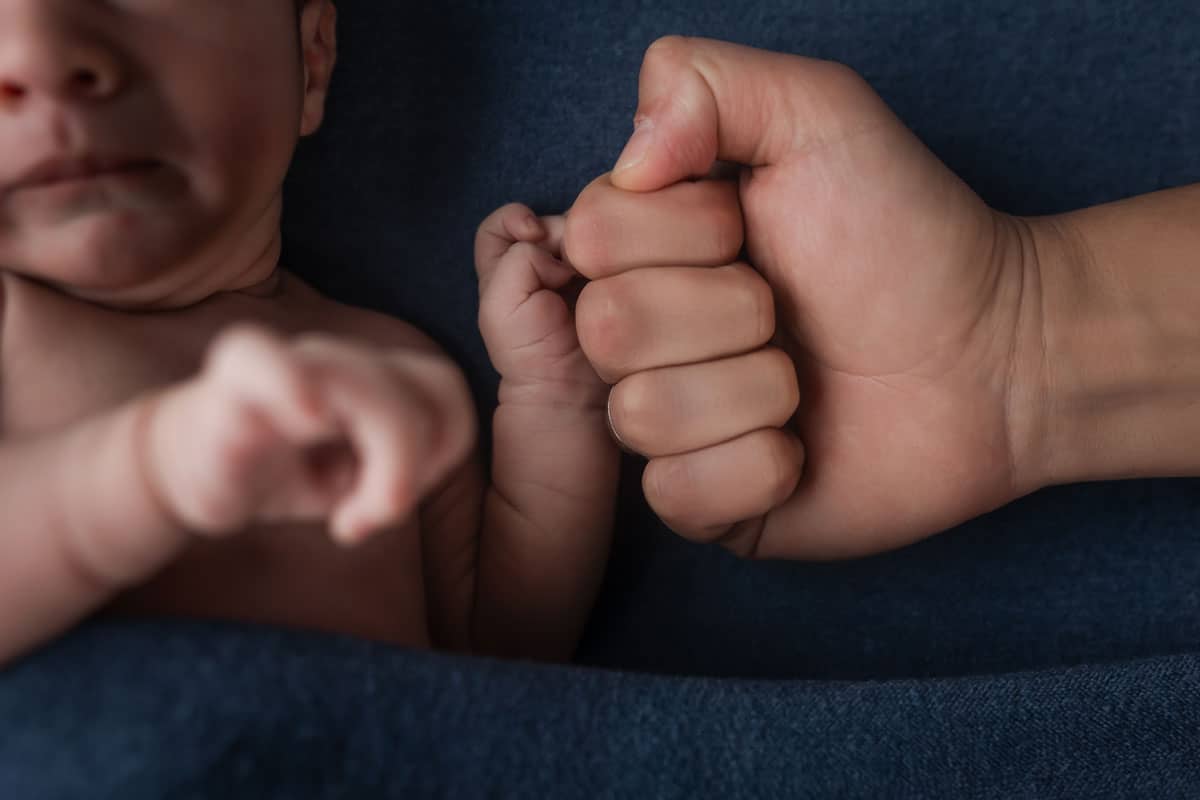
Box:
[567,37,1059,559]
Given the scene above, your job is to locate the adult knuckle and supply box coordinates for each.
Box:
[643,35,693,73]
[644,455,694,518]
[725,264,775,346]
[575,280,633,378]
[762,432,802,506]
[762,347,801,418]
[821,58,868,90]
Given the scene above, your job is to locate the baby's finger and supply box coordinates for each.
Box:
[476,203,545,285]
[204,325,329,442]
[643,428,805,551]
[609,347,799,457]
[295,340,472,545]
[479,242,578,354]
[576,262,774,383]
[317,358,430,543]
[539,214,566,260]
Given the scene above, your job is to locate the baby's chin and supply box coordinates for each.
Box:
[5,211,213,303]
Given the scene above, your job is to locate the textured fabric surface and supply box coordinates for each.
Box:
[2,621,1199,799]
[3,0,1199,796]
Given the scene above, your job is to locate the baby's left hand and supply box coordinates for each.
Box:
[475,203,605,410]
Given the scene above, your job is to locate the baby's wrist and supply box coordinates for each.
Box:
[61,394,192,590]
[131,391,193,539]
[497,376,609,414]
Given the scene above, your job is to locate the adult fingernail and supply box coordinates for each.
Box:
[613,117,655,174]
[606,389,637,455]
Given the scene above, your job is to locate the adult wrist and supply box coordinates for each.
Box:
[1019,188,1200,487]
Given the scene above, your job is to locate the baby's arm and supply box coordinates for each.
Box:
[0,321,473,666]
[468,204,619,660]
[0,394,190,666]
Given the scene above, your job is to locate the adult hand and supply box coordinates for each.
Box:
[568,37,1056,559]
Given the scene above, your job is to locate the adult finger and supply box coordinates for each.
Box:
[608,347,799,458]
[643,427,805,547]
[563,176,742,279]
[575,262,774,383]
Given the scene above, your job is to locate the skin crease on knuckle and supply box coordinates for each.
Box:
[645,454,695,526]
[730,265,776,348]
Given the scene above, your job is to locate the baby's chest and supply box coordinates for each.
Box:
[2,307,203,437]
[0,277,332,437]
[0,277,433,646]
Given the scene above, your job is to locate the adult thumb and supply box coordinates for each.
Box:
[610,36,888,192]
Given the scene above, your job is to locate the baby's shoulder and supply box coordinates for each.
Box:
[291,276,443,357]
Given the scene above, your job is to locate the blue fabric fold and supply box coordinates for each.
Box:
[3,621,1198,799]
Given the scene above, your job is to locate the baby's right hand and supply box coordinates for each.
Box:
[142,326,474,545]
[476,203,605,409]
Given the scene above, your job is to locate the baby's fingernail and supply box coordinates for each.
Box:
[614,117,655,174]
[523,215,542,236]
[332,514,362,546]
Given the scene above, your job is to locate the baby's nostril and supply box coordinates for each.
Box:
[71,69,100,92]
[0,81,27,101]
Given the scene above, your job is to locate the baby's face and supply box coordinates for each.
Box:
[0,0,333,305]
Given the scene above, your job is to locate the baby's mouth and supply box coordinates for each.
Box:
[8,156,163,194]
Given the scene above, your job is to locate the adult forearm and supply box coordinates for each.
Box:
[0,396,188,664]
[1027,183,1200,486]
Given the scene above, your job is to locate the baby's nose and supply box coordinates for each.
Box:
[0,5,126,110]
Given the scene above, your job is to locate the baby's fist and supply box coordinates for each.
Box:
[142,326,475,544]
[476,203,603,408]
